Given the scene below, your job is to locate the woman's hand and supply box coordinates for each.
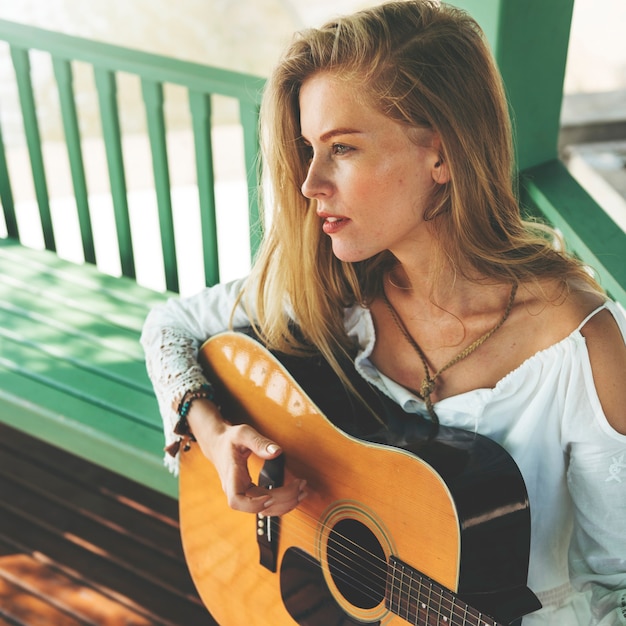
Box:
[186,398,307,516]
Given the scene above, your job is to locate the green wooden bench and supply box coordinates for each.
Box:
[0,20,264,497]
[0,238,176,494]
[0,2,624,500]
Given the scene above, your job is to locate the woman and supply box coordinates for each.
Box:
[141,1,626,623]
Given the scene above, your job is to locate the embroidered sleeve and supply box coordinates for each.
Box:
[140,277,251,473]
[145,326,209,431]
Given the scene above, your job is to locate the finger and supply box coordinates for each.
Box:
[234,424,282,460]
[228,493,273,514]
[254,479,308,517]
[244,479,306,499]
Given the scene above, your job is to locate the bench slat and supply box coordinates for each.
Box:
[93,67,135,279]
[0,295,145,361]
[0,240,175,493]
[0,238,172,309]
[0,260,156,332]
[0,309,149,391]
[142,78,180,293]
[9,46,55,251]
[51,56,97,264]
[1,331,156,424]
[190,90,219,286]
[0,365,173,495]
[0,119,18,239]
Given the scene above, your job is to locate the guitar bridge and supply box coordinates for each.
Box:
[256,455,285,572]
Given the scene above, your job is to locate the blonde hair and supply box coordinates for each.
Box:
[243,0,601,371]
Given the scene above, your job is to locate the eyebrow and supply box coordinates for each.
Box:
[302,128,364,143]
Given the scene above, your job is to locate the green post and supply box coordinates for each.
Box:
[449,0,575,171]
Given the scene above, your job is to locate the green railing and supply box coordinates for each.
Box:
[0,19,265,293]
[1,8,624,305]
[453,0,626,306]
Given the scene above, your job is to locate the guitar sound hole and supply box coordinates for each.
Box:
[327,518,387,610]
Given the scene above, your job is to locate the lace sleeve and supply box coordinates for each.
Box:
[141,277,251,473]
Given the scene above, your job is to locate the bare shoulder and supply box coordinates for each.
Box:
[571,289,626,436]
[517,280,625,435]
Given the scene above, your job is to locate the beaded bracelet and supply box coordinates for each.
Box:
[174,383,215,437]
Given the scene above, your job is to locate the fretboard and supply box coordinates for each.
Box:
[386,555,502,626]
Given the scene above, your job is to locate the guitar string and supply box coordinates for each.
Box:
[268,510,391,603]
[276,531,491,626]
[269,509,487,625]
[263,507,496,626]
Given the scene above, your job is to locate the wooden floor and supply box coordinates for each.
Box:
[0,423,218,626]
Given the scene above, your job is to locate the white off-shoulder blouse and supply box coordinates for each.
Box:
[141,277,626,625]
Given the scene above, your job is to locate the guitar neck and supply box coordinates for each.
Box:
[387,556,500,626]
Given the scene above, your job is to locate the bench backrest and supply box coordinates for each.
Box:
[0,19,265,294]
[1,11,624,305]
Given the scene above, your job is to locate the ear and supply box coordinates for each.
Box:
[432,157,450,185]
[430,133,450,184]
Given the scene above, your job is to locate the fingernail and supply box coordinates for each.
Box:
[263,498,275,508]
[266,443,280,454]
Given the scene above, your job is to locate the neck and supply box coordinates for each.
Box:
[385,263,512,322]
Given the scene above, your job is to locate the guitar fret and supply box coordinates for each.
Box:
[438,586,454,624]
[399,567,413,622]
[387,555,502,626]
[425,581,433,624]
[416,572,431,625]
[386,557,400,616]
[411,568,423,625]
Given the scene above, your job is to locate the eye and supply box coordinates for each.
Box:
[300,140,314,162]
[332,143,353,156]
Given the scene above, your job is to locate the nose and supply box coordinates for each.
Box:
[301,156,333,199]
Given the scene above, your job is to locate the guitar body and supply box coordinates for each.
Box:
[179,332,540,626]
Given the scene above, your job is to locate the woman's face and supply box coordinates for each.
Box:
[299,72,446,264]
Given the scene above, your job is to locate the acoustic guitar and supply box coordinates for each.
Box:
[178,331,541,626]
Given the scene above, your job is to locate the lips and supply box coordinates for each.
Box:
[320,215,350,235]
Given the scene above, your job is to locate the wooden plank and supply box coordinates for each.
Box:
[0,18,266,103]
[9,46,55,251]
[0,116,18,240]
[522,160,626,306]
[0,423,176,520]
[52,56,97,265]
[0,362,162,455]
[0,297,150,387]
[0,570,87,626]
[0,423,218,625]
[0,332,156,424]
[0,470,195,596]
[0,294,146,364]
[0,259,152,332]
[0,239,171,310]
[189,90,219,286]
[0,366,173,495]
[0,547,153,626]
[142,78,179,293]
[0,238,174,494]
[0,441,181,557]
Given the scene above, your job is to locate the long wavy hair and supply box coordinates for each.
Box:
[241,0,601,372]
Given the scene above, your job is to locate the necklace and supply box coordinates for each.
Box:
[382,283,518,423]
